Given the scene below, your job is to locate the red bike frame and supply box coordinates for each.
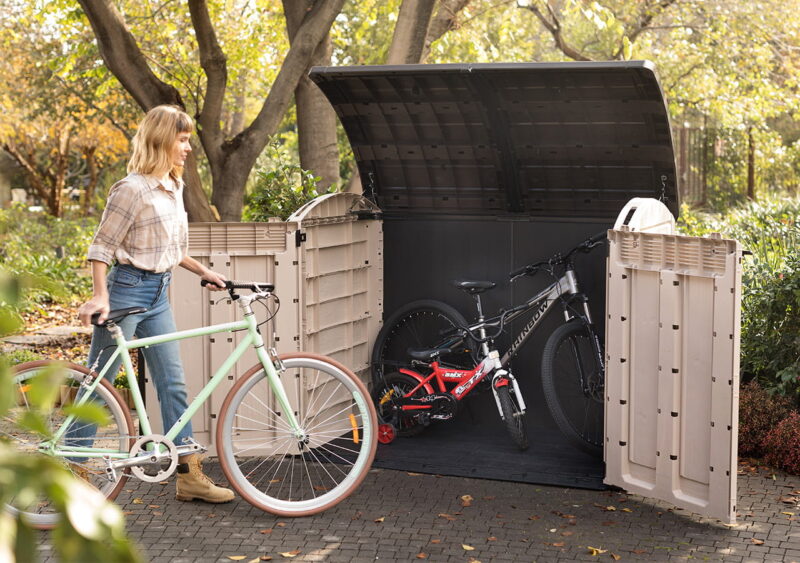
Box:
[396,353,509,413]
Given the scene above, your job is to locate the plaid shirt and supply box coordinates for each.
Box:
[87,173,188,273]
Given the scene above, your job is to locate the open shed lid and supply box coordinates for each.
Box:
[309,61,678,220]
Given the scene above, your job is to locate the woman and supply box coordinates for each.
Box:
[77,105,234,504]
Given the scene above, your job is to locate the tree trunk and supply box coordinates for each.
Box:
[283,0,340,193]
[387,0,437,64]
[79,0,345,222]
[78,0,216,222]
[421,0,471,62]
[82,145,98,215]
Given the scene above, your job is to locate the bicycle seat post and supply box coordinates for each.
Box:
[473,294,491,356]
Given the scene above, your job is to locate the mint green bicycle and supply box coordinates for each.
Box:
[5,280,377,527]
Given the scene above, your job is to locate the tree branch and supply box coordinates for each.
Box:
[518,0,592,61]
[188,0,227,158]
[233,0,345,165]
[421,0,472,62]
[77,0,183,110]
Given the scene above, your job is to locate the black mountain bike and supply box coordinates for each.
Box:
[372,232,607,456]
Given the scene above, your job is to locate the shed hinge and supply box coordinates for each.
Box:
[295,230,306,247]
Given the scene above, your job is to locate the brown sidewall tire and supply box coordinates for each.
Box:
[216,353,378,517]
[10,360,136,530]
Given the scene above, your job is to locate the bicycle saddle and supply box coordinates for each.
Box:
[407,347,448,361]
[91,307,148,326]
[452,280,496,295]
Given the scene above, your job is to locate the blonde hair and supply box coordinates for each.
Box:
[127,105,194,178]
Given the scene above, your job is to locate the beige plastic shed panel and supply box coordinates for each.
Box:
[146,194,383,453]
[604,230,741,524]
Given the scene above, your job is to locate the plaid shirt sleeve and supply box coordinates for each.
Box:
[86,180,142,265]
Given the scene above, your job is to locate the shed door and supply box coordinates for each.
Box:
[604,230,742,524]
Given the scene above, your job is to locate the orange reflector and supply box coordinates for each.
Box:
[349,413,359,444]
[19,384,31,393]
[379,389,394,406]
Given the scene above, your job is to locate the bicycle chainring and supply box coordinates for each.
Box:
[129,434,178,483]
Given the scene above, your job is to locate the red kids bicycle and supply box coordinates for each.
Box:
[372,232,607,455]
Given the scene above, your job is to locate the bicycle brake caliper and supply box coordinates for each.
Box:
[268,347,285,372]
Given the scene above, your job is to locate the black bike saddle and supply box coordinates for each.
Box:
[91,307,148,326]
[451,280,496,295]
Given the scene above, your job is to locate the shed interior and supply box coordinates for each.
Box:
[310,61,678,488]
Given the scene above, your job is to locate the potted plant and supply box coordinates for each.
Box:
[58,378,79,406]
[113,374,136,409]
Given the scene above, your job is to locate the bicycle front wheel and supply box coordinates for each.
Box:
[541,321,605,457]
[3,361,135,529]
[371,299,473,384]
[217,353,378,517]
[496,386,528,451]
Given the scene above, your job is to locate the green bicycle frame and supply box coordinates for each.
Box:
[48,308,302,458]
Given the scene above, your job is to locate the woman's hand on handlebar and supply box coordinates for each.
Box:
[200,269,228,291]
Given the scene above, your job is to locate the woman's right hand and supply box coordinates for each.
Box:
[78,293,110,327]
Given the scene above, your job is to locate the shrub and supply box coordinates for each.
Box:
[242,143,333,222]
[0,349,42,366]
[678,195,800,400]
[762,411,800,474]
[0,204,95,309]
[738,379,794,457]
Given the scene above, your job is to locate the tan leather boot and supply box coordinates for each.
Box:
[175,454,235,503]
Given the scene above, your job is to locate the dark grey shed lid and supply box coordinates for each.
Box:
[309,61,678,220]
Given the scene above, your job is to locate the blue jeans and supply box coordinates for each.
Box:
[68,264,193,456]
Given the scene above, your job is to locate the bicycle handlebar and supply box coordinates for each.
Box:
[201,279,275,293]
[508,230,607,280]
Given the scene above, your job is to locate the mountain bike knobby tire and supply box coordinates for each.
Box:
[216,353,377,517]
[541,321,605,457]
[371,299,472,386]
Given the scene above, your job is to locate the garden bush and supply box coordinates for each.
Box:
[738,379,794,457]
[762,411,800,475]
[242,143,333,221]
[0,204,95,310]
[678,195,800,400]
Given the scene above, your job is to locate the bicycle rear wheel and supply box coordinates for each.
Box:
[371,300,473,385]
[217,353,377,517]
[3,361,134,529]
[541,321,605,457]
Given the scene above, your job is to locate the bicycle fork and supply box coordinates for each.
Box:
[490,368,527,421]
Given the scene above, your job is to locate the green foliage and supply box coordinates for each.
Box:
[0,349,42,366]
[0,205,95,310]
[243,145,332,222]
[0,272,141,562]
[678,195,800,399]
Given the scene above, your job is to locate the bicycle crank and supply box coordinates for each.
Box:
[112,434,179,483]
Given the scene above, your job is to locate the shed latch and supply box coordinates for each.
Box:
[295,231,306,247]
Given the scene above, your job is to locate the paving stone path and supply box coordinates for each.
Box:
[37,461,800,562]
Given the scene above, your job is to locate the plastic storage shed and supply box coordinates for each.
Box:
[154,193,383,452]
[308,61,680,489]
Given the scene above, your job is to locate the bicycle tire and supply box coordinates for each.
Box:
[372,371,428,437]
[496,385,528,451]
[3,360,135,529]
[216,353,378,517]
[371,299,473,385]
[541,321,605,457]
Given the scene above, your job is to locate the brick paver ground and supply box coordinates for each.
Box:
[36,459,800,562]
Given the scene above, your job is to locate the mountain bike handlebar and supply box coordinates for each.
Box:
[508,230,607,280]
